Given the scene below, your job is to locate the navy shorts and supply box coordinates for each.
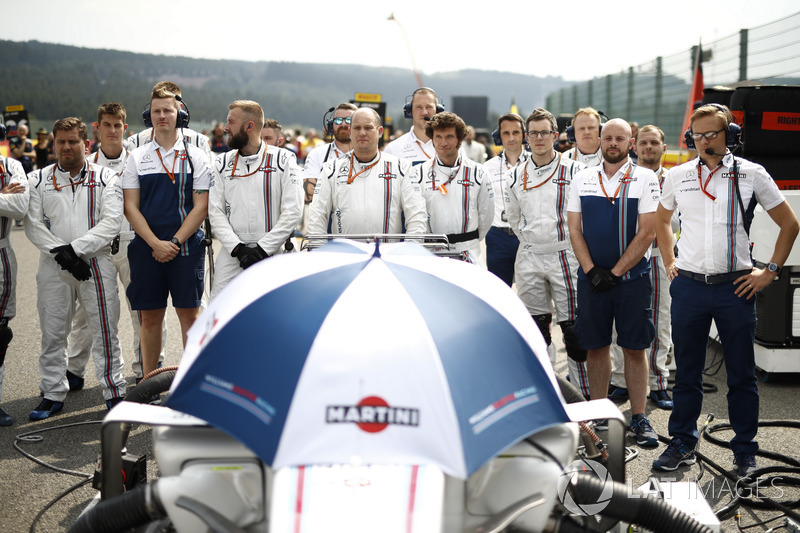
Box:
[575,274,655,350]
[127,239,205,310]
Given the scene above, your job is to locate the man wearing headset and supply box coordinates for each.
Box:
[505,108,586,370]
[308,107,426,238]
[122,86,213,379]
[653,104,799,477]
[209,100,302,298]
[384,87,441,166]
[563,107,603,167]
[0,130,29,426]
[483,113,530,286]
[127,81,212,163]
[303,103,357,205]
[562,106,604,399]
[25,117,126,419]
[415,112,494,263]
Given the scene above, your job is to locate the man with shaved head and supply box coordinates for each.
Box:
[308,107,426,238]
[567,118,661,448]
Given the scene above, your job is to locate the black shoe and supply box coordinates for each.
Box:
[734,453,758,479]
[67,370,85,391]
[106,397,125,410]
[29,399,64,421]
[608,385,628,403]
[649,389,673,410]
[653,438,696,471]
[0,407,14,426]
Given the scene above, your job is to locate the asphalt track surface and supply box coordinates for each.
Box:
[0,226,799,532]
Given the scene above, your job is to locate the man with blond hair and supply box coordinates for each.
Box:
[653,104,799,477]
[384,87,441,166]
[123,86,212,378]
[209,100,302,298]
[564,107,603,167]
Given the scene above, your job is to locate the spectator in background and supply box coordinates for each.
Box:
[462,126,487,163]
[34,128,55,170]
[10,124,35,174]
[300,129,323,163]
[210,122,229,153]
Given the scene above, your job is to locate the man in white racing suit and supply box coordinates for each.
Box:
[209,100,303,299]
[414,111,493,263]
[308,107,427,238]
[303,102,357,206]
[25,117,126,419]
[383,87,441,166]
[505,108,586,370]
[0,147,30,426]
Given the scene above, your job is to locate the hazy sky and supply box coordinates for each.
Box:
[6,0,799,81]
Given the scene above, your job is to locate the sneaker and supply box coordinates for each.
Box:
[29,399,64,421]
[0,407,13,426]
[628,414,658,448]
[106,397,125,410]
[594,419,609,431]
[652,439,696,471]
[733,453,758,479]
[608,386,628,403]
[649,389,673,410]
[67,370,85,391]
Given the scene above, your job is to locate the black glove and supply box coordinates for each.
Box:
[50,245,92,281]
[231,243,269,270]
[586,266,619,293]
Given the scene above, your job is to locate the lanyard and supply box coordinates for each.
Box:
[155,148,179,183]
[415,140,432,160]
[434,156,463,195]
[348,153,381,184]
[51,164,88,191]
[523,153,561,190]
[598,163,633,204]
[697,161,722,201]
[231,149,267,178]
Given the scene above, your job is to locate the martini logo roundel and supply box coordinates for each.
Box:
[326,396,420,433]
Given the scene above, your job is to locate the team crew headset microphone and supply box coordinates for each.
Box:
[491,113,527,147]
[564,110,609,144]
[403,87,445,120]
[684,103,753,232]
[142,93,195,175]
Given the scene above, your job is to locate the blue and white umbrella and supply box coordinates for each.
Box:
[166,239,569,479]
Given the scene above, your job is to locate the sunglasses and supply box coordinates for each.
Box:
[333,117,352,126]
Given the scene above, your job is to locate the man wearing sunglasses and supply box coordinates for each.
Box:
[653,104,799,478]
[505,108,586,370]
[302,103,357,206]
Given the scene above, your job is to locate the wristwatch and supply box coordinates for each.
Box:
[170,237,181,246]
[767,262,780,274]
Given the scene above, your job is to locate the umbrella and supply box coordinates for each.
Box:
[166,239,569,479]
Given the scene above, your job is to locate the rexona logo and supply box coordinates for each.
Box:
[326,396,420,433]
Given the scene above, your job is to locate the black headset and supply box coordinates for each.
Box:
[491,113,527,146]
[683,103,741,150]
[322,107,336,136]
[142,94,191,129]
[403,87,444,119]
[565,110,608,143]
[0,124,5,141]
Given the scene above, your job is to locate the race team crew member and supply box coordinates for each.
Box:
[0,151,30,426]
[302,102,357,205]
[562,106,604,396]
[123,87,212,378]
[414,112,494,264]
[505,108,586,369]
[126,80,212,163]
[653,104,799,477]
[209,100,303,298]
[66,103,166,388]
[567,118,661,446]
[308,107,427,237]
[563,106,603,167]
[483,113,530,286]
[383,87,440,166]
[25,117,127,419]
